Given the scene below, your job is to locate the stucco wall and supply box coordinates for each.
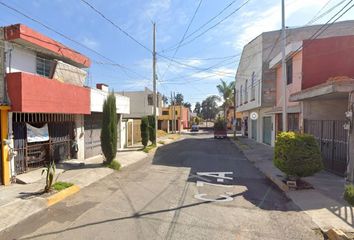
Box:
[5,44,36,75]
[303,98,347,120]
[275,51,302,108]
[302,35,354,89]
[90,88,130,114]
[0,28,5,103]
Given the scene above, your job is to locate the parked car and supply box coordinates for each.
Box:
[214,118,227,139]
[190,124,199,132]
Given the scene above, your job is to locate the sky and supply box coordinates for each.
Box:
[1,0,354,108]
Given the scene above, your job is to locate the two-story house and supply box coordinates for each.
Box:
[235,20,354,147]
[117,87,163,146]
[158,105,190,133]
[0,24,91,185]
[279,35,354,178]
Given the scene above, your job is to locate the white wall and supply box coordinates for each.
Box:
[5,43,36,74]
[75,115,85,161]
[90,88,130,114]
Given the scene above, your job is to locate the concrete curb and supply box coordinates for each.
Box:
[229,138,289,192]
[46,185,80,207]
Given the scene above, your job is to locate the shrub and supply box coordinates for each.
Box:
[274,132,323,178]
[344,184,354,205]
[148,115,156,144]
[104,160,121,171]
[141,116,149,147]
[101,92,117,164]
[214,116,226,131]
[53,181,73,191]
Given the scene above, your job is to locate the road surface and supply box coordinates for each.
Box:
[1,133,322,240]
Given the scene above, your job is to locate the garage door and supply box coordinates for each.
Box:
[84,113,102,159]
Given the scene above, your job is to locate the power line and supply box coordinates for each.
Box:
[306,0,346,25]
[161,0,203,80]
[161,0,251,53]
[79,0,152,53]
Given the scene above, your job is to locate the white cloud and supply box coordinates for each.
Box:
[191,67,235,80]
[144,0,172,20]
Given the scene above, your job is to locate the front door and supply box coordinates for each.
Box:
[251,120,257,140]
[263,117,272,145]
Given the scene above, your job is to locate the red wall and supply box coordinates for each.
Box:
[6,72,90,114]
[302,35,354,89]
[4,24,91,68]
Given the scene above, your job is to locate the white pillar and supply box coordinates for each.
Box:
[75,115,85,161]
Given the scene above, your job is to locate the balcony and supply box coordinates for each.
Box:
[6,72,90,114]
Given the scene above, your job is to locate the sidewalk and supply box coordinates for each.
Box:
[0,145,152,233]
[232,136,354,234]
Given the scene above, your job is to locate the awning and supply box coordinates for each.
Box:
[290,78,354,102]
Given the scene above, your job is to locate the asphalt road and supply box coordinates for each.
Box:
[1,134,323,240]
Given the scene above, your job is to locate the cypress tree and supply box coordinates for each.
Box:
[141,116,149,147]
[100,92,117,163]
[148,115,156,145]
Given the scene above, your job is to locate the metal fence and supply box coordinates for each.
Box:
[304,119,347,176]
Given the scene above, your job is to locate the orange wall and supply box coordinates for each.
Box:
[276,51,302,108]
[6,72,90,114]
[4,24,91,68]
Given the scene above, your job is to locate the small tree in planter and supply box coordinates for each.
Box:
[100,92,117,164]
[274,132,323,186]
[141,116,149,147]
[147,115,156,145]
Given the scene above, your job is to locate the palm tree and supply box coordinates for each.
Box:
[216,79,235,117]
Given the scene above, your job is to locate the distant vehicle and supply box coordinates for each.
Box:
[190,124,199,132]
[214,118,227,139]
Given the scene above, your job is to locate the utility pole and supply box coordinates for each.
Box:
[173,92,176,133]
[233,87,236,139]
[281,0,288,132]
[152,22,157,143]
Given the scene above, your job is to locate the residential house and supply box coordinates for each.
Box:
[1,24,91,185]
[282,35,354,178]
[84,83,130,159]
[117,87,163,145]
[235,20,354,146]
[226,106,242,130]
[158,105,189,133]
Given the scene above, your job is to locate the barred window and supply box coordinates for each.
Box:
[251,72,256,101]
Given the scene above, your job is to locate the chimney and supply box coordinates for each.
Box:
[96,83,109,92]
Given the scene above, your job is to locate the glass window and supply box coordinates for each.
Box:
[286,58,293,85]
[240,85,243,105]
[36,56,53,77]
[251,72,256,101]
[244,80,248,103]
[162,111,169,115]
[147,94,153,105]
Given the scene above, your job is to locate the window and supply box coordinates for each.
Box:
[251,72,256,101]
[147,94,153,106]
[235,90,239,107]
[240,85,243,105]
[286,58,293,85]
[36,56,53,77]
[162,110,169,115]
[288,113,299,131]
[244,80,248,103]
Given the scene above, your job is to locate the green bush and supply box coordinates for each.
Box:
[274,132,323,178]
[344,184,354,205]
[148,115,156,144]
[141,116,149,147]
[214,116,226,130]
[100,92,117,164]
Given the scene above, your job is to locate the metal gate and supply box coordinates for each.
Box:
[84,113,102,159]
[13,113,75,175]
[304,119,347,176]
[263,117,272,145]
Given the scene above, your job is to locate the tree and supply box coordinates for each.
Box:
[141,116,149,147]
[147,115,156,145]
[201,95,220,124]
[183,102,192,111]
[174,93,184,105]
[193,102,201,117]
[162,95,169,105]
[216,79,235,117]
[101,92,118,163]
